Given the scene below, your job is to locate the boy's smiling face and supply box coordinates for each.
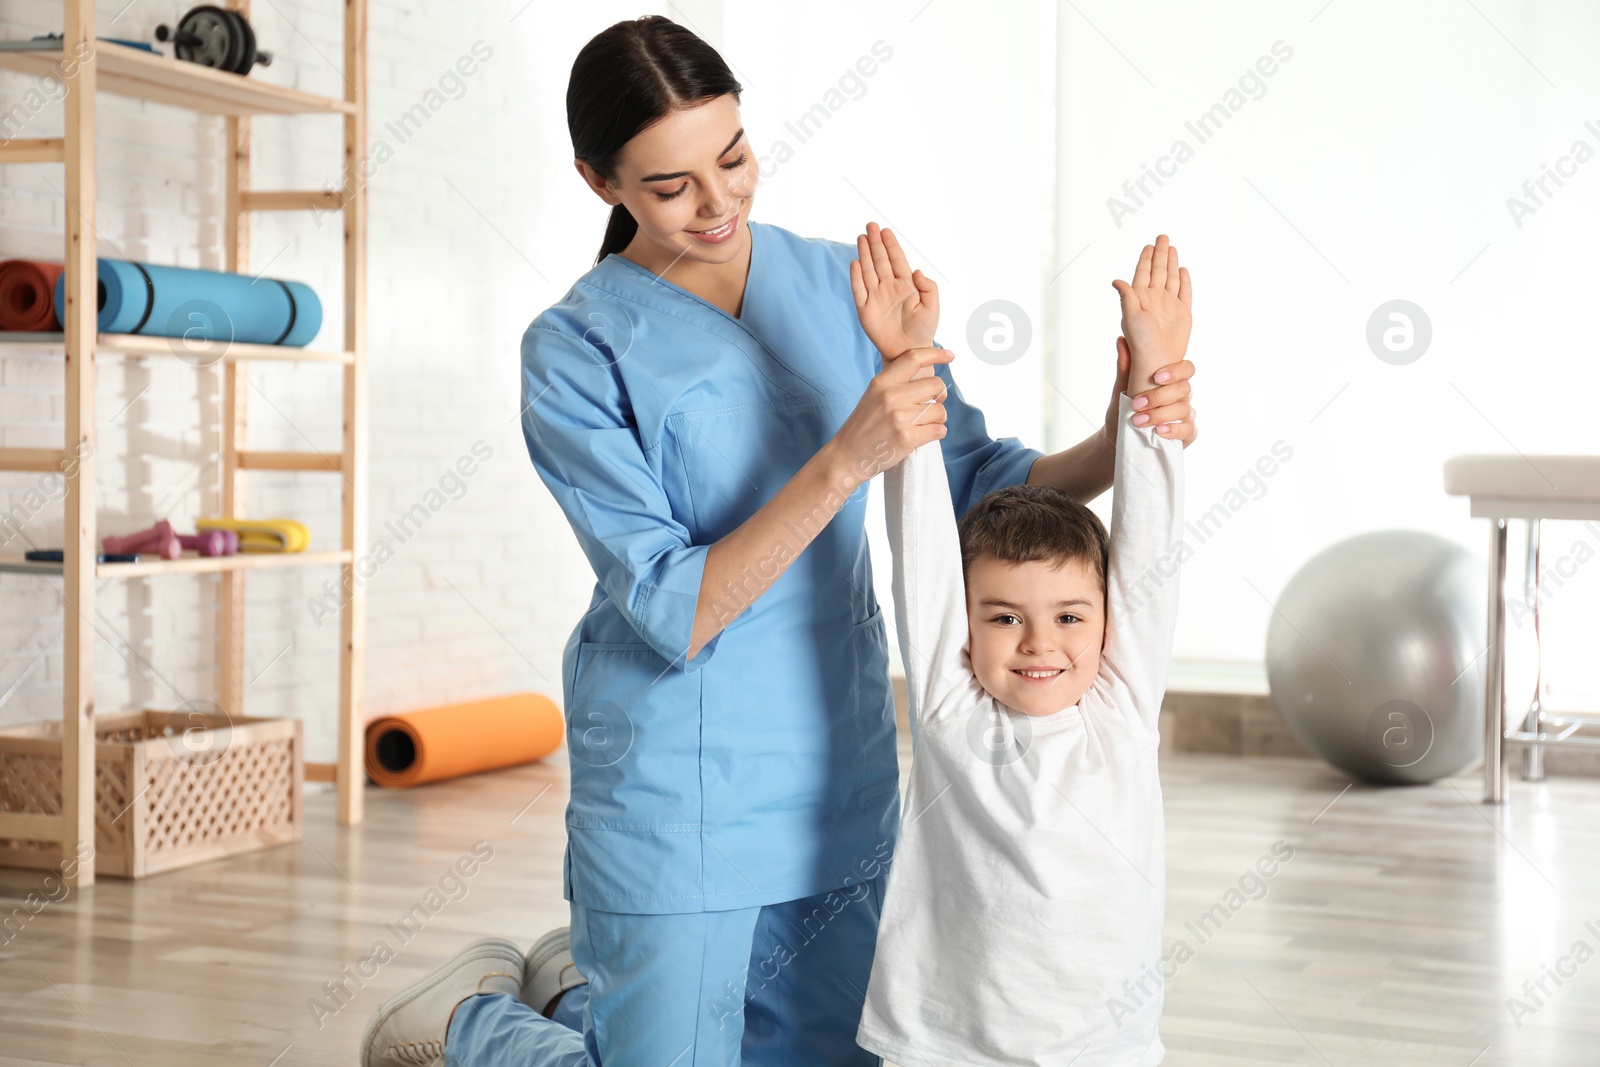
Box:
[965,552,1106,716]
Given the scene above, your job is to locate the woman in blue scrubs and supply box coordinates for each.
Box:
[362,15,1196,1067]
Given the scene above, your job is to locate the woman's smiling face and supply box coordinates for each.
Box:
[574,93,757,270]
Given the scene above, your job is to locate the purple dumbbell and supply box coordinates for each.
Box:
[179,529,238,556]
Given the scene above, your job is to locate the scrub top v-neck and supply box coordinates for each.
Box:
[605,222,756,324]
[519,219,1044,914]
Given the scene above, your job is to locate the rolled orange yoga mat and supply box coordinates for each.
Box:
[364,693,565,788]
[0,259,64,332]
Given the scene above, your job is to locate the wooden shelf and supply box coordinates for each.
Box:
[0,39,353,117]
[0,551,352,578]
[1,1,369,886]
[0,332,354,364]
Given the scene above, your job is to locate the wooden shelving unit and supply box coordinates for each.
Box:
[0,0,369,886]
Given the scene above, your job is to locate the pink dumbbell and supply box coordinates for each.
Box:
[103,519,181,560]
[179,529,238,556]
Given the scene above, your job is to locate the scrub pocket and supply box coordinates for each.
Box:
[663,394,843,543]
[563,640,708,910]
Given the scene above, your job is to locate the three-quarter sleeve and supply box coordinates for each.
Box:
[929,348,1045,517]
[520,323,721,673]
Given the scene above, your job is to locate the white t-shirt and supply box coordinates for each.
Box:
[856,392,1184,1067]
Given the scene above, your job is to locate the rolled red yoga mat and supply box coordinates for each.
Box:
[364,693,565,788]
[0,259,64,332]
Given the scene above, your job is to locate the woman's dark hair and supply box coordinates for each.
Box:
[568,17,744,266]
[957,485,1110,594]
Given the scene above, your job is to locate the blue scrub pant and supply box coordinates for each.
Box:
[446,873,888,1066]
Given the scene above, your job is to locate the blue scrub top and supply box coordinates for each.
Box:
[519,219,1043,914]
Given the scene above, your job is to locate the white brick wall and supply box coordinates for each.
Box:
[0,1,612,764]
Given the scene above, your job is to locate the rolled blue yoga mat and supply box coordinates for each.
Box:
[52,259,322,347]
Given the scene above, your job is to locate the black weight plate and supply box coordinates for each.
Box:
[174,7,233,69]
[234,9,258,74]
[217,9,247,75]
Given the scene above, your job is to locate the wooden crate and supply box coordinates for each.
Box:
[0,709,303,878]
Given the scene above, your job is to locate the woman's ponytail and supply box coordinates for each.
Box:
[598,204,640,265]
[567,16,743,266]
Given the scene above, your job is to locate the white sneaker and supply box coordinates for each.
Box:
[360,937,525,1067]
[521,926,588,1018]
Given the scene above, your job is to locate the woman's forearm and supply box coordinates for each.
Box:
[687,440,869,661]
[1025,426,1116,504]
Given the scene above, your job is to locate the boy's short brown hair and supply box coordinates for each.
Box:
[957,484,1109,592]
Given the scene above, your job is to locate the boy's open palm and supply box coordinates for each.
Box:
[1111,234,1192,376]
[851,221,939,362]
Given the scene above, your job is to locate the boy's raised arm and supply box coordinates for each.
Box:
[884,405,979,727]
[849,221,978,726]
[1097,235,1194,733]
[1097,392,1185,731]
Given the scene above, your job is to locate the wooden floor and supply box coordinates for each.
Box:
[2,744,1598,1065]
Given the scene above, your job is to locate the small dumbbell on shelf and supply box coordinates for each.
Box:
[179,529,240,557]
[99,520,241,560]
[102,519,182,560]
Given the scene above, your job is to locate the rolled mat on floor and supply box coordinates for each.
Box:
[0,259,64,331]
[364,693,565,789]
[51,258,322,346]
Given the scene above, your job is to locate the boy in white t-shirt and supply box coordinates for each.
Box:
[847,225,1193,1066]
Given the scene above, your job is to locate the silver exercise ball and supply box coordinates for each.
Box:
[1265,530,1485,785]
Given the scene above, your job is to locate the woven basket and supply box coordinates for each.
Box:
[0,709,302,878]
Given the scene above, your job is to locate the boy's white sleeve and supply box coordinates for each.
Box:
[884,433,975,729]
[1096,392,1186,734]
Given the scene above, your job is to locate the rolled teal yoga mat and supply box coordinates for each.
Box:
[52,259,322,347]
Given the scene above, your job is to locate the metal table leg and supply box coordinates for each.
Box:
[1483,518,1508,804]
[1521,519,1546,782]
